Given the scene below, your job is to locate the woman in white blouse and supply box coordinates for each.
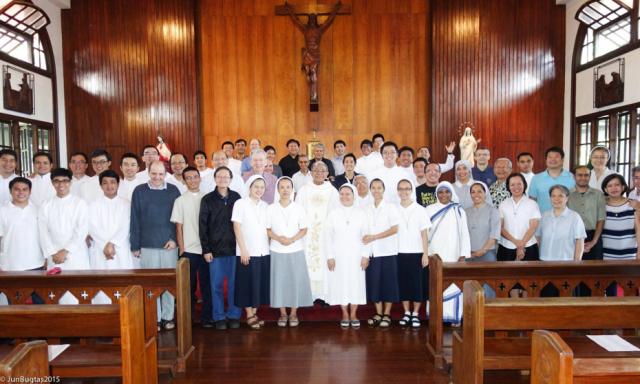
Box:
[232,175,270,329]
[395,179,430,328]
[497,173,541,261]
[267,177,313,327]
[363,178,400,328]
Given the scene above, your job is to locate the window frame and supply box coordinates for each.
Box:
[0,111,55,176]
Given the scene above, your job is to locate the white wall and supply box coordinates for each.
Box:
[563,0,640,163]
[0,59,54,122]
[575,49,640,117]
[33,0,69,165]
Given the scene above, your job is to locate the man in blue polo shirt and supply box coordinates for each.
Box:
[528,146,575,212]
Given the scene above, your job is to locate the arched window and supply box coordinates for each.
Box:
[0,0,56,176]
[576,0,635,65]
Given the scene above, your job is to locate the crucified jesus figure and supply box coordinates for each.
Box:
[284,1,342,103]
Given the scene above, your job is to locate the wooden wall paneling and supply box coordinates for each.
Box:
[63,0,199,173]
[430,0,565,172]
[200,0,430,161]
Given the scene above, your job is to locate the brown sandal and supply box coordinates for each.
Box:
[246,315,261,330]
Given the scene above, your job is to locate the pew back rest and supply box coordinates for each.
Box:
[0,340,49,379]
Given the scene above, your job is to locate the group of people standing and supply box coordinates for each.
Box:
[0,134,639,330]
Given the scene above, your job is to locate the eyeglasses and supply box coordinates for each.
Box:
[397,187,412,191]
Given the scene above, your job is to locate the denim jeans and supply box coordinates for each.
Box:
[209,256,241,321]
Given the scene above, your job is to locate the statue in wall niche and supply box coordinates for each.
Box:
[2,66,34,115]
[277,1,349,108]
[459,124,480,166]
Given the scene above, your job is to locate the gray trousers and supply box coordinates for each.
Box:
[140,248,178,321]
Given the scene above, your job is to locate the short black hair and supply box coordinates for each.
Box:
[334,140,346,148]
[221,141,234,149]
[602,173,629,196]
[99,169,120,184]
[413,157,428,166]
[120,152,140,166]
[70,151,88,163]
[343,153,357,164]
[264,145,276,153]
[141,145,159,156]
[33,151,52,163]
[182,166,200,176]
[380,141,398,153]
[286,139,300,147]
[545,146,565,159]
[360,139,373,148]
[90,149,111,162]
[399,146,414,156]
[517,152,533,161]
[573,164,590,173]
[505,172,528,194]
[9,176,31,190]
[372,133,385,142]
[234,138,247,146]
[214,165,233,179]
[0,148,17,161]
[193,150,207,159]
[51,167,72,180]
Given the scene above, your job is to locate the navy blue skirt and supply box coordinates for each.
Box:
[397,253,428,302]
[234,255,270,308]
[366,255,400,303]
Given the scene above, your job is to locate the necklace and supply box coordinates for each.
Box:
[400,203,413,232]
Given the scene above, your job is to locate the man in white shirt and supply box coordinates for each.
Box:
[517,152,535,192]
[39,168,90,270]
[29,152,55,207]
[355,139,383,175]
[69,152,90,197]
[194,150,213,181]
[118,152,144,201]
[416,143,456,173]
[80,149,112,203]
[0,177,44,271]
[167,153,188,194]
[88,170,133,270]
[221,141,242,177]
[398,146,416,180]
[201,150,244,195]
[170,166,213,327]
[332,140,346,176]
[369,141,416,204]
[136,145,160,183]
[292,154,312,192]
[0,149,18,205]
[233,138,247,161]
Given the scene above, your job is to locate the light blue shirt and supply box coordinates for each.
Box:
[528,170,575,212]
[536,207,586,261]
[241,157,252,174]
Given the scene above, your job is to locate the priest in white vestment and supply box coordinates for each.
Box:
[39,168,90,270]
[118,153,144,201]
[69,152,90,197]
[295,161,339,301]
[79,149,113,203]
[0,149,18,205]
[88,170,133,269]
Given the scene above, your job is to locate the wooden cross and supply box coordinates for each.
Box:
[276,1,351,111]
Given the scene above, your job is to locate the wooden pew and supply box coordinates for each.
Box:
[0,340,49,379]
[0,285,157,384]
[427,255,640,369]
[451,280,640,384]
[0,258,193,374]
[531,330,640,384]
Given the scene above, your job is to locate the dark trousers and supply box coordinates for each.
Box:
[497,244,539,261]
[582,230,603,260]
[181,252,212,322]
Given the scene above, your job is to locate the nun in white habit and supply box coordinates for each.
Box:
[425,181,471,325]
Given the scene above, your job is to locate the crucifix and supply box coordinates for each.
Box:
[276,1,351,111]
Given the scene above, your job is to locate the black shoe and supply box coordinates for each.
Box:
[215,320,228,330]
[228,319,241,329]
[202,320,215,329]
